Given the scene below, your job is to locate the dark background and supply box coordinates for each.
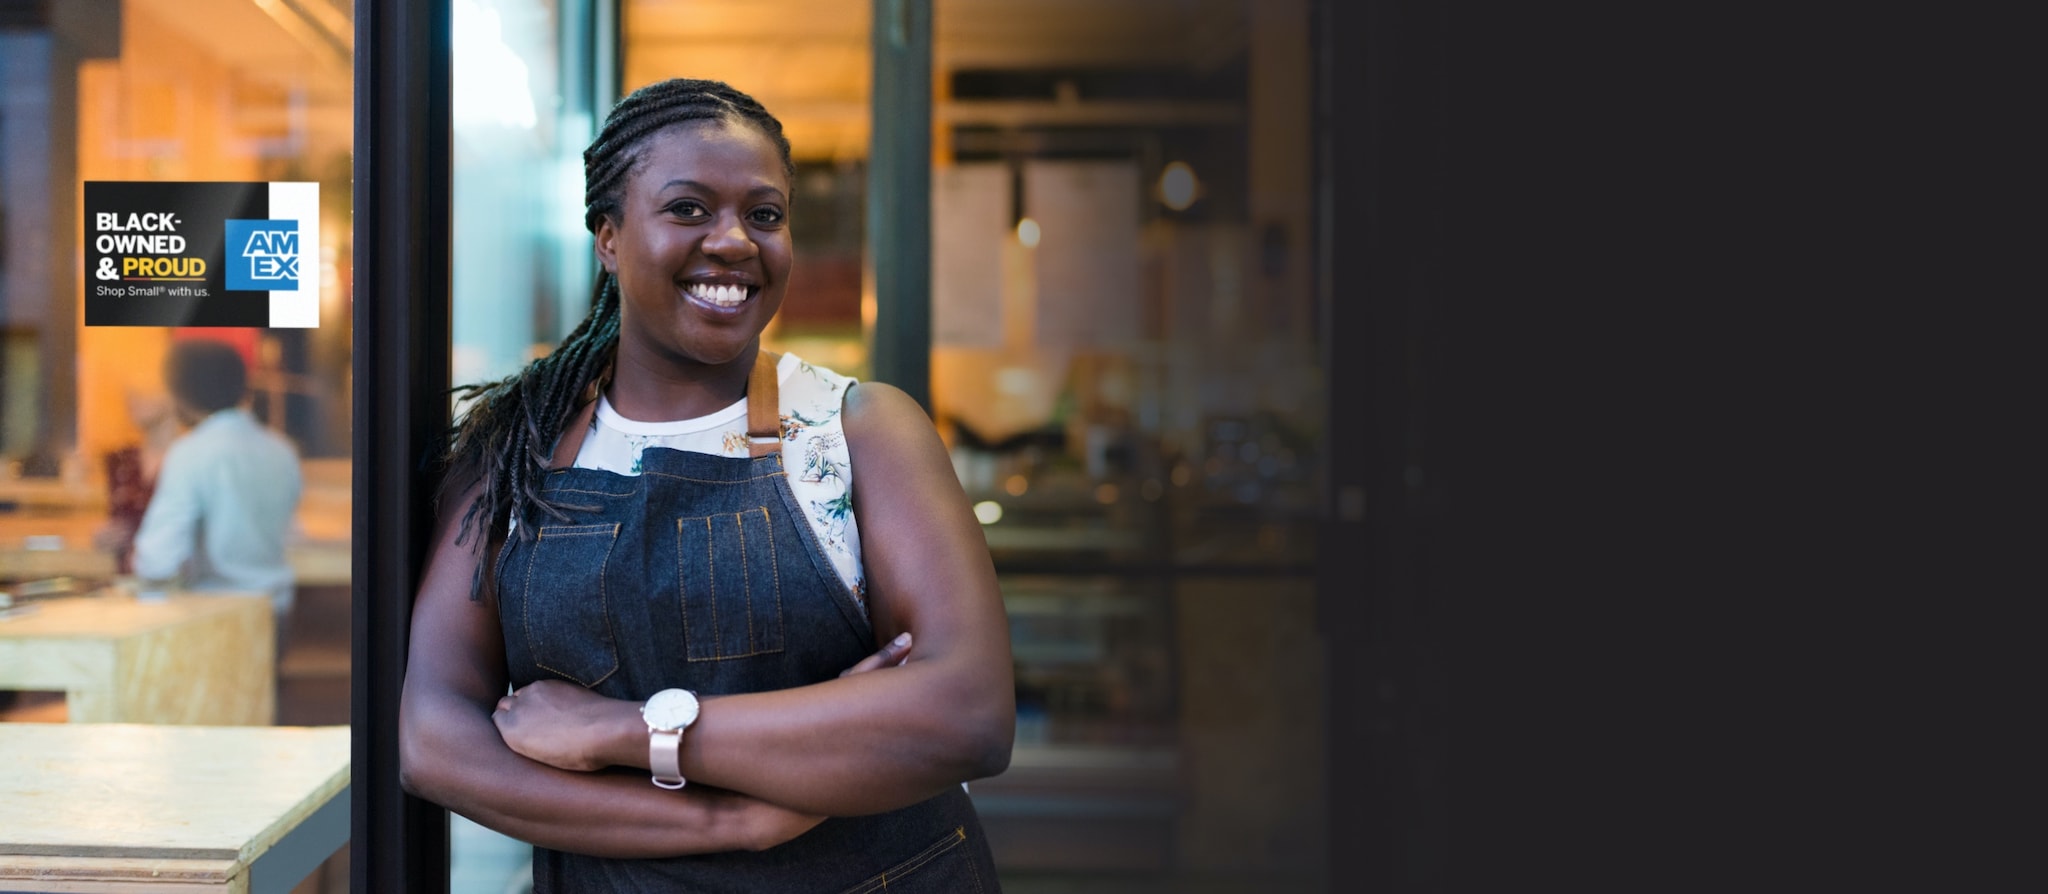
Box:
[1319,1,2029,890]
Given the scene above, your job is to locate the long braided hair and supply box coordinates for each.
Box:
[440,78,796,597]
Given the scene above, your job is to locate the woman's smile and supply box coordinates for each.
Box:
[682,281,756,309]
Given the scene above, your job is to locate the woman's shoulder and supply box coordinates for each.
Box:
[772,352,932,437]
[838,381,932,447]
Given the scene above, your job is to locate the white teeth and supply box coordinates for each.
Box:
[687,283,749,307]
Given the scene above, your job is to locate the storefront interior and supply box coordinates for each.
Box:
[0,1,1340,891]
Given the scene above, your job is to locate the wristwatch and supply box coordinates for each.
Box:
[641,688,700,790]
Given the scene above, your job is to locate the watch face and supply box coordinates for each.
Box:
[643,689,699,730]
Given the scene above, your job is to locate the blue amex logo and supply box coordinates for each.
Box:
[224,219,300,291]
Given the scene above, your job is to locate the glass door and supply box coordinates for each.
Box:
[1,0,354,890]
[446,0,608,889]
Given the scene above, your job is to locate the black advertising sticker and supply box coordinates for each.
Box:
[85,181,319,328]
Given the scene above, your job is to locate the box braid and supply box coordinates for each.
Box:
[439,78,796,599]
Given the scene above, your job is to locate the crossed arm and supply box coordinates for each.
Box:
[398,381,1015,857]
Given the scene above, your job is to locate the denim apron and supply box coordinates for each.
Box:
[495,353,1000,893]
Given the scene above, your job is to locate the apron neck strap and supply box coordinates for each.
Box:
[747,350,783,457]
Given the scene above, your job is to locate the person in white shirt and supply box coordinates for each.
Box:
[131,339,303,626]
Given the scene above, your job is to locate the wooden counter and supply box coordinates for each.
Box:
[0,478,105,513]
[0,723,349,893]
[0,512,350,587]
[0,593,274,726]
[2,457,352,587]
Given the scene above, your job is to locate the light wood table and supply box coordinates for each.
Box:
[0,594,274,726]
[0,723,349,893]
[0,512,352,587]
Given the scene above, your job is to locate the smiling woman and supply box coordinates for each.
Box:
[400,78,1015,892]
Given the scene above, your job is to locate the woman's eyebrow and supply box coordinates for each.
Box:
[656,179,786,202]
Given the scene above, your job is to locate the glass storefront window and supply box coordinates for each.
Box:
[2,0,354,888]
[3,0,355,691]
[452,0,595,384]
[929,5,1325,880]
[447,0,602,887]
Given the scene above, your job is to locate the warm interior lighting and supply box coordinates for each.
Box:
[1016,217,1041,247]
[1004,474,1029,496]
[252,0,352,65]
[1160,161,1199,211]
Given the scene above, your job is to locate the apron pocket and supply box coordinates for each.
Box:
[521,522,622,687]
[675,507,787,661]
[837,827,985,894]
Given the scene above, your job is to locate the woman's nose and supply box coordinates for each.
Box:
[701,216,757,261]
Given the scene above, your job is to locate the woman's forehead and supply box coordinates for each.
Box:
[631,119,784,182]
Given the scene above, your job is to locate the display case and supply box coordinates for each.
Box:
[974,559,1184,869]
[954,388,1324,872]
[942,403,1158,865]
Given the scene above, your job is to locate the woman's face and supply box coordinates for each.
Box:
[597,118,793,371]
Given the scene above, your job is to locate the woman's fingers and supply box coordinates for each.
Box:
[839,632,913,677]
[876,631,913,666]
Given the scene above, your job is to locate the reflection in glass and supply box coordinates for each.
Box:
[2,0,354,677]
[1,0,355,888]
[448,0,596,888]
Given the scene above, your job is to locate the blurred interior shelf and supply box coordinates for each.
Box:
[982,524,1147,552]
[971,743,1181,872]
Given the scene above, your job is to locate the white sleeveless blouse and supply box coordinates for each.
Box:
[570,353,866,609]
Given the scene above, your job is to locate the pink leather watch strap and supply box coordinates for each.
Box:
[649,727,685,789]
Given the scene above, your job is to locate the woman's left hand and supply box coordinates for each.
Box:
[493,679,636,772]
[494,635,915,773]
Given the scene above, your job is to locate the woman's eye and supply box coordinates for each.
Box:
[749,208,785,226]
[667,201,706,219]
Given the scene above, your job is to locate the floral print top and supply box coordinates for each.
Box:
[571,352,867,610]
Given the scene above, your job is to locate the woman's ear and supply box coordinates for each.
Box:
[593,216,619,274]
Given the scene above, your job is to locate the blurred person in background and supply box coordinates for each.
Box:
[131,338,303,631]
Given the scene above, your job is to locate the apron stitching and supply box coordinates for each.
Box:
[739,510,755,653]
[539,484,637,496]
[765,505,784,648]
[527,526,620,687]
[590,524,620,686]
[676,518,691,661]
[523,528,542,677]
[838,826,969,894]
[704,516,721,660]
[642,470,786,484]
[769,468,872,644]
